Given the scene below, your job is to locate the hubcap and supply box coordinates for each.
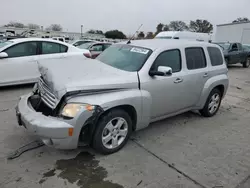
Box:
[102,117,128,149]
[208,93,220,114]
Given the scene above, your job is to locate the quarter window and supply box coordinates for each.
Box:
[42,42,68,54]
[185,47,206,70]
[4,42,38,58]
[151,49,181,73]
[207,47,223,66]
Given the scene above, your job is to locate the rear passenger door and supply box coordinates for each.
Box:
[185,47,209,104]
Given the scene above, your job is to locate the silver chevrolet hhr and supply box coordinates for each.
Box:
[16,39,229,154]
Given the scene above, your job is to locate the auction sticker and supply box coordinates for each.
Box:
[130,47,149,54]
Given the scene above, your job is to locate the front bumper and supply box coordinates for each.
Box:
[16,93,90,149]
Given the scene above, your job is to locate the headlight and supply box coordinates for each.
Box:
[61,103,94,118]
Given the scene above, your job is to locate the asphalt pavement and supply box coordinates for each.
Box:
[0,65,250,188]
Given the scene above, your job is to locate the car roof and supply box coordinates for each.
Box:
[119,39,219,51]
[9,38,69,45]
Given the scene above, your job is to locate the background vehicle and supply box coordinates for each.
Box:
[52,37,66,42]
[215,42,250,67]
[155,31,212,42]
[16,40,228,154]
[0,38,91,86]
[78,42,112,58]
[71,39,95,47]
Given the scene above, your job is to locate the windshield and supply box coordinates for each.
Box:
[0,41,13,48]
[78,42,95,49]
[215,43,230,50]
[96,44,152,72]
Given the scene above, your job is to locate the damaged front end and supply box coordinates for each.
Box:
[25,77,104,147]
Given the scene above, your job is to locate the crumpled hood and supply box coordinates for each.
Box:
[38,56,139,98]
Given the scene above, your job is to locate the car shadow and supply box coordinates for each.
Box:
[132,110,202,138]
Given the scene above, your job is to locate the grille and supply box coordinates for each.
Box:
[38,78,58,109]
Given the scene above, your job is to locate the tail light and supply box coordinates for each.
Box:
[83,52,92,58]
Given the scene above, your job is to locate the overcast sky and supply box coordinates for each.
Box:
[0,0,248,34]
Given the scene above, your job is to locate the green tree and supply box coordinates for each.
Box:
[138,31,145,38]
[163,24,170,31]
[169,21,188,31]
[146,32,154,39]
[155,23,164,35]
[4,21,25,28]
[28,23,40,30]
[189,19,213,33]
[232,17,249,23]
[104,30,126,39]
[47,24,63,31]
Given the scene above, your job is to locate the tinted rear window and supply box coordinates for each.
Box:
[185,47,206,70]
[207,47,224,66]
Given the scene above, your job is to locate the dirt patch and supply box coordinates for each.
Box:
[39,152,123,188]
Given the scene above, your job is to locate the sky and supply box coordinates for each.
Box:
[0,0,248,35]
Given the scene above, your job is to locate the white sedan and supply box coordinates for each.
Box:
[0,38,91,86]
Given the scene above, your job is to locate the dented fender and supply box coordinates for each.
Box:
[66,89,152,132]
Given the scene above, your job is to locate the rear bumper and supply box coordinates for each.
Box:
[16,93,92,149]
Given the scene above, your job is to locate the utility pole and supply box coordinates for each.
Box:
[81,25,83,37]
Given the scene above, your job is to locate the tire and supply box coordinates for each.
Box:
[243,57,250,68]
[92,109,132,154]
[200,88,222,117]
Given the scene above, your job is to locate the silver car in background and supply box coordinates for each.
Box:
[16,39,229,154]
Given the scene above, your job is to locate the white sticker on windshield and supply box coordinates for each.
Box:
[130,47,149,54]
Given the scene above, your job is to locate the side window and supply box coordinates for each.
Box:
[42,42,67,54]
[185,47,206,70]
[231,43,238,51]
[207,47,224,66]
[4,42,38,58]
[103,44,111,50]
[60,44,68,52]
[151,49,181,73]
[90,44,103,51]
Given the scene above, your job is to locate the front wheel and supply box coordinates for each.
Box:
[92,109,132,154]
[200,88,222,117]
[243,57,250,68]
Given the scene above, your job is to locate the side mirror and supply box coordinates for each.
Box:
[0,52,8,59]
[149,66,172,77]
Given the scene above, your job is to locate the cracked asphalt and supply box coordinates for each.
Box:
[1,65,250,188]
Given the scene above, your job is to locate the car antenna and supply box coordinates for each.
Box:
[127,24,143,44]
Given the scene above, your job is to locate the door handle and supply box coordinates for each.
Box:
[174,78,183,83]
[203,73,208,78]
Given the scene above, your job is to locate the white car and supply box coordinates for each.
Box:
[0,38,91,86]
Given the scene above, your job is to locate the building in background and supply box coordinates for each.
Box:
[214,21,250,44]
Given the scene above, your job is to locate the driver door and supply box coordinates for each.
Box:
[0,41,39,85]
[229,43,240,64]
[140,49,194,119]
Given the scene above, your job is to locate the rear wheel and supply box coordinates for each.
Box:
[243,57,250,68]
[92,109,132,154]
[200,88,222,117]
